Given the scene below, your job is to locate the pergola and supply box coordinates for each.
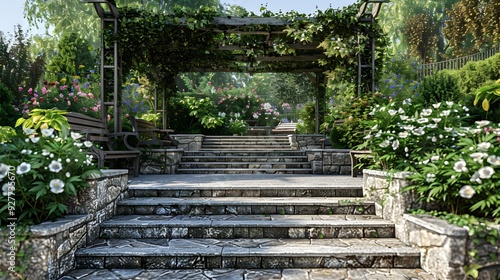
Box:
[84,0,386,133]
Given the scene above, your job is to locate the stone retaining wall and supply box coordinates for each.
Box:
[363,169,500,280]
[306,149,351,175]
[0,169,129,280]
[172,134,203,151]
[139,148,183,174]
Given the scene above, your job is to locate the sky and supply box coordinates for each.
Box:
[0,1,358,35]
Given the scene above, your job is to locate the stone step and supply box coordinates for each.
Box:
[74,238,421,270]
[116,197,374,215]
[203,136,290,140]
[202,140,291,144]
[200,146,292,151]
[178,162,311,169]
[99,214,395,239]
[176,168,314,174]
[183,151,307,156]
[129,177,363,199]
[181,155,309,162]
[62,268,437,280]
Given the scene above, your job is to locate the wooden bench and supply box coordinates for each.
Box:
[129,116,179,148]
[65,112,140,177]
[349,150,373,177]
[271,122,297,134]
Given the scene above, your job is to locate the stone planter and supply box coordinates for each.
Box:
[363,169,500,280]
[0,169,129,280]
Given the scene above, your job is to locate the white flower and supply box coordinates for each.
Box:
[23,128,35,135]
[48,160,63,173]
[400,115,409,121]
[30,136,40,143]
[404,147,409,153]
[16,162,31,175]
[49,179,65,194]
[427,124,438,129]
[412,128,425,136]
[453,160,468,173]
[253,113,259,119]
[444,127,453,132]
[417,118,429,124]
[431,156,440,162]
[218,112,226,118]
[470,172,482,184]
[431,136,437,142]
[432,103,441,109]
[477,142,491,151]
[74,142,83,148]
[440,110,451,117]
[379,140,390,148]
[66,172,71,178]
[363,134,372,140]
[388,109,397,116]
[421,109,433,117]
[470,152,488,163]
[42,149,50,156]
[459,185,475,199]
[84,141,93,148]
[2,183,13,196]
[71,132,83,140]
[41,128,54,137]
[478,166,494,179]
[446,101,454,106]
[475,120,490,127]
[487,155,500,166]
[392,139,400,150]
[398,132,409,138]
[0,163,10,179]
[432,118,441,123]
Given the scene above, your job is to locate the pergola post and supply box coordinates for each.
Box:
[84,0,122,132]
[356,0,387,96]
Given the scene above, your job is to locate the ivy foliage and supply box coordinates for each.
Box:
[113,1,387,90]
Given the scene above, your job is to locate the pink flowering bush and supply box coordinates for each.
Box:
[253,102,281,127]
[0,109,100,225]
[15,77,100,118]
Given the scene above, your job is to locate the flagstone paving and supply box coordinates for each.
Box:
[61,174,436,279]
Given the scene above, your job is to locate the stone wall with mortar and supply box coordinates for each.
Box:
[0,169,129,280]
[306,149,351,175]
[172,134,203,151]
[139,149,183,174]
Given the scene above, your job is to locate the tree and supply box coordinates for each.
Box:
[47,32,95,78]
[443,0,500,56]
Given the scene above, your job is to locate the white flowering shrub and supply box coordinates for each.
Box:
[0,110,100,225]
[407,120,500,218]
[358,99,469,170]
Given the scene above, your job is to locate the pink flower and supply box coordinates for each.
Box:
[14,107,19,112]
[54,98,59,102]
[107,114,111,122]
[67,101,71,106]
[88,93,94,99]
[77,92,87,98]
[28,88,33,94]
[34,93,38,98]
[60,94,64,98]
[18,87,23,92]
[208,81,212,85]
[42,87,47,94]
[126,114,130,117]
[91,107,98,112]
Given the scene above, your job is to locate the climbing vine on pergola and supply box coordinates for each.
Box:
[85,0,387,132]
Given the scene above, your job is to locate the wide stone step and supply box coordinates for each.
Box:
[99,214,395,239]
[178,162,311,169]
[183,151,307,156]
[200,146,292,150]
[129,177,363,199]
[181,155,309,162]
[62,268,437,280]
[74,238,421,269]
[116,197,374,215]
[202,140,291,144]
[176,168,313,174]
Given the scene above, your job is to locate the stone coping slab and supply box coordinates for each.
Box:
[30,214,90,237]
[61,268,437,280]
[404,214,468,237]
[76,238,421,257]
[117,197,372,206]
[101,214,394,228]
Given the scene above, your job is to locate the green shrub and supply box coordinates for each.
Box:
[296,102,316,134]
[457,53,500,96]
[0,81,17,126]
[416,70,461,107]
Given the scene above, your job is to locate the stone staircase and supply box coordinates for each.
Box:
[62,174,433,280]
[177,135,313,174]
